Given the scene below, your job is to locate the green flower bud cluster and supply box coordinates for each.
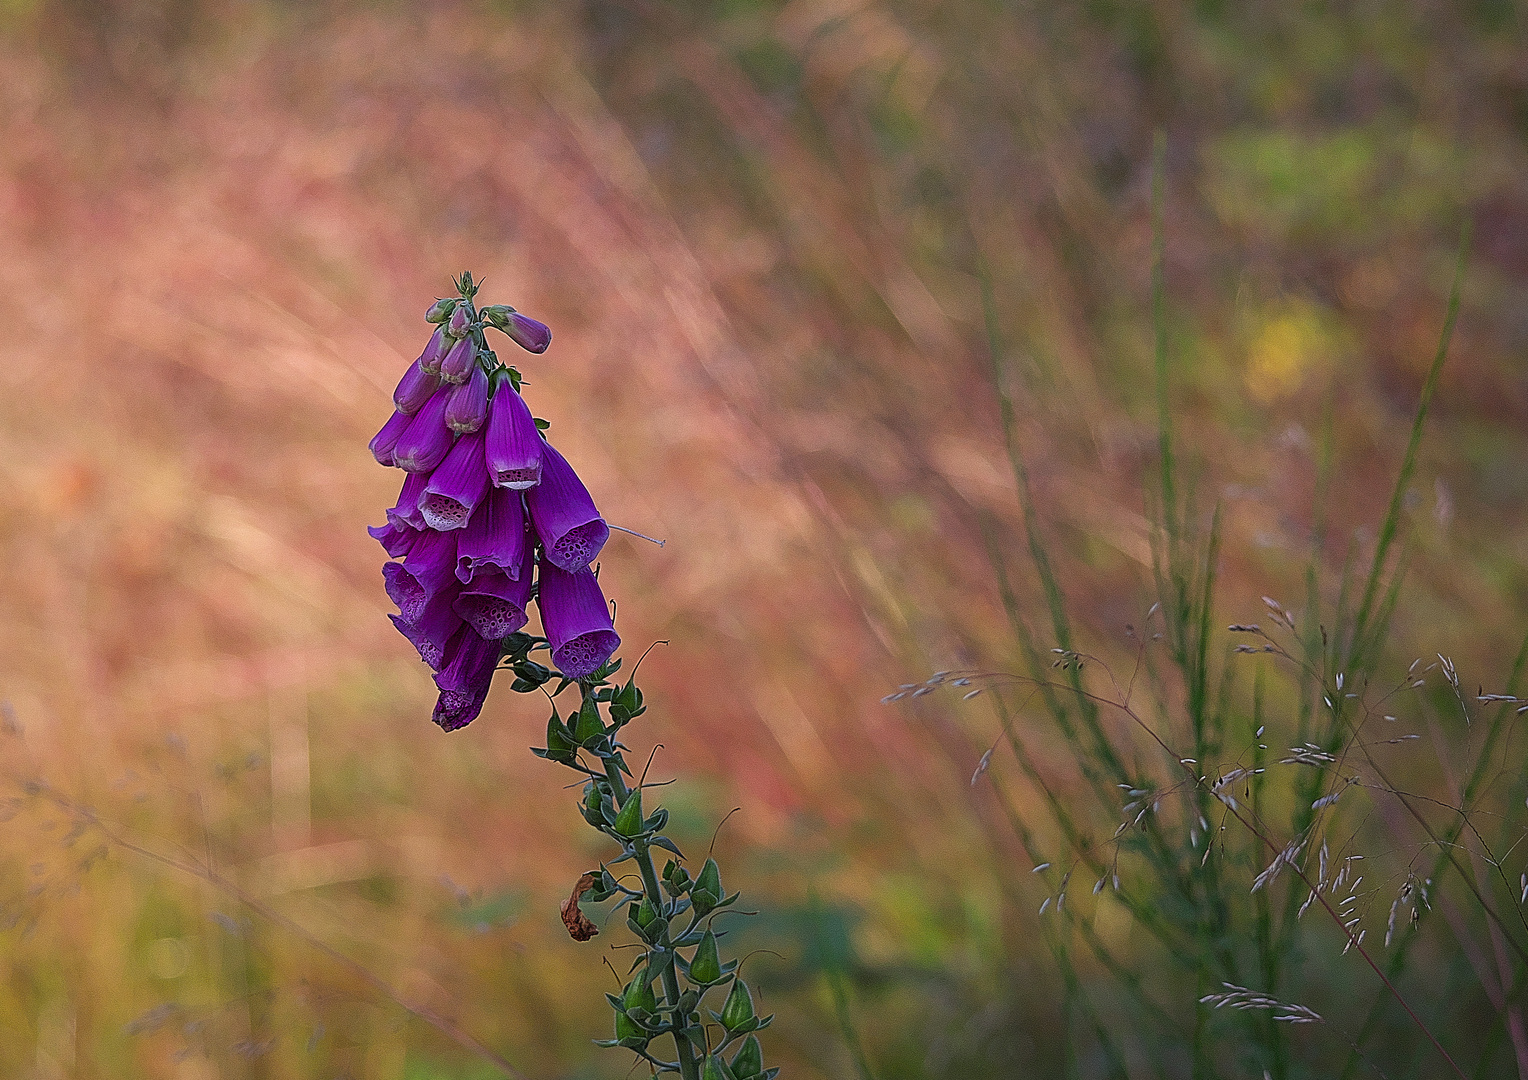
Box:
[522,653,774,1080]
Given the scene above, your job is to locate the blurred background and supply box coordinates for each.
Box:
[0,0,1525,1076]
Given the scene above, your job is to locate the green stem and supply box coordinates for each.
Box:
[602,754,704,1080]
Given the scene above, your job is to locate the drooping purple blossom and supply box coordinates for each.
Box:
[439,335,476,384]
[445,364,489,433]
[420,429,490,532]
[456,485,529,582]
[484,376,543,490]
[526,440,609,572]
[432,628,500,731]
[370,409,412,467]
[537,561,620,680]
[453,569,533,640]
[504,312,551,353]
[393,386,455,474]
[394,359,442,414]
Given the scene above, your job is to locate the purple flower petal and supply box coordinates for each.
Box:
[453,568,532,640]
[420,429,489,532]
[394,359,443,415]
[538,561,619,680]
[391,587,466,668]
[393,386,455,474]
[383,561,427,622]
[402,526,461,601]
[431,628,500,731]
[369,519,419,559]
[526,440,608,572]
[484,378,543,490]
[419,325,452,376]
[505,312,551,353]
[386,470,431,531]
[369,409,412,467]
[456,485,529,583]
[439,336,476,385]
[445,364,489,434]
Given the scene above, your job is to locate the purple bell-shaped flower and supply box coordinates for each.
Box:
[453,569,533,640]
[537,561,619,680]
[456,486,529,582]
[526,440,609,572]
[484,375,543,490]
[432,629,500,731]
[420,429,490,532]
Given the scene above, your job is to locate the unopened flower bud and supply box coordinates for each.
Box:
[445,364,488,433]
[447,301,473,339]
[504,311,551,353]
[480,305,551,352]
[545,716,576,765]
[419,326,452,376]
[370,409,412,467]
[438,335,477,384]
[394,359,442,415]
[572,694,604,745]
[392,388,455,474]
[425,298,457,324]
[691,858,723,916]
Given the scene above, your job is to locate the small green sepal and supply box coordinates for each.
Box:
[702,1054,739,1080]
[729,1035,764,1079]
[719,978,757,1032]
[612,788,645,837]
[687,929,722,984]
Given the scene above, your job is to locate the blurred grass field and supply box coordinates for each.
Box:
[0,0,1525,1076]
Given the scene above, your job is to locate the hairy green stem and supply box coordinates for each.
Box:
[602,754,703,1080]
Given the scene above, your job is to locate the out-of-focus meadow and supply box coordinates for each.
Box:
[0,0,1525,1076]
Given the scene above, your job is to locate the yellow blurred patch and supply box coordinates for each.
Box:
[1245,308,1330,402]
